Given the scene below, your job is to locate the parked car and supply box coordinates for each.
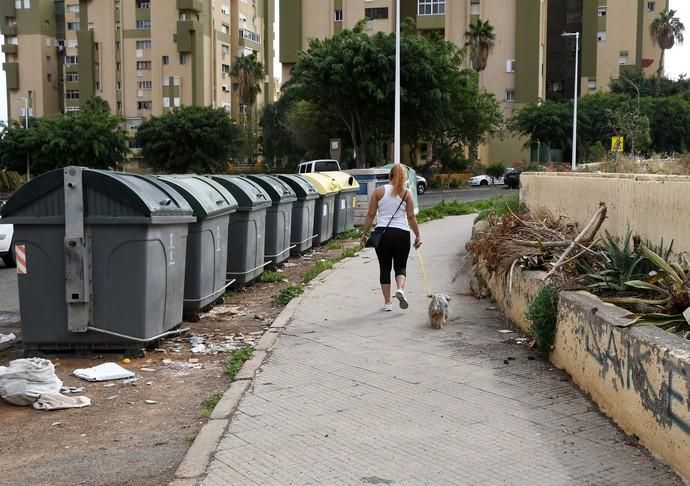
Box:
[416,175,428,195]
[296,159,341,173]
[468,168,513,187]
[0,200,15,267]
[503,169,523,189]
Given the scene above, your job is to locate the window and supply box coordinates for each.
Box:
[136,20,151,29]
[116,41,120,50]
[138,80,152,89]
[65,55,79,64]
[221,44,229,58]
[66,89,80,100]
[66,72,79,82]
[220,23,230,34]
[15,0,21,8]
[469,1,480,16]
[220,4,230,14]
[67,22,80,30]
[334,9,343,22]
[315,161,340,171]
[136,40,151,49]
[597,31,606,42]
[67,39,78,48]
[137,101,152,110]
[65,106,80,113]
[47,73,52,82]
[136,61,151,70]
[163,97,170,108]
[23,0,30,8]
[505,59,516,73]
[364,7,388,20]
[588,79,597,91]
[67,4,79,14]
[222,64,230,74]
[597,6,607,16]
[117,62,121,71]
[239,29,261,43]
[505,89,515,102]
[647,1,655,12]
[179,54,189,65]
[115,22,121,31]
[116,81,121,90]
[136,0,150,7]
[116,101,122,112]
[88,22,94,31]
[162,55,169,65]
[418,0,446,15]
[619,53,629,65]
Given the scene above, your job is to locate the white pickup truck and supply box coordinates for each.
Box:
[0,200,15,267]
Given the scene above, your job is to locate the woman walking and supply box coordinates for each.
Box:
[360,165,422,311]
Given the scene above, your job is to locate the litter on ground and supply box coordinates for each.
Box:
[73,363,135,382]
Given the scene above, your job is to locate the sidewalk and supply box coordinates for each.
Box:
[199,215,679,485]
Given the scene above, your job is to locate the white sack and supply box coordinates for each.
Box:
[0,358,63,406]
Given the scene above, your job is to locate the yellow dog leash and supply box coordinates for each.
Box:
[415,248,434,297]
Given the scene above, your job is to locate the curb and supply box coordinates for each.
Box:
[171,293,305,484]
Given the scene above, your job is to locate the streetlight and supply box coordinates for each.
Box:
[619,73,641,112]
[16,91,31,181]
[393,0,401,165]
[562,31,579,171]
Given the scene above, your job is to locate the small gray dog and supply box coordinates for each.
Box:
[428,294,451,329]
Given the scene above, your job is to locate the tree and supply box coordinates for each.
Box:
[0,107,128,175]
[83,96,111,114]
[649,8,685,95]
[260,101,306,170]
[510,100,573,153]
[135,106,242,174]
[464,18,496,71]
[485,163,506,181]
[230,54,266,163]
[642,95,690,154]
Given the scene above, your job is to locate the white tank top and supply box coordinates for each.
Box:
[376,184,409,232]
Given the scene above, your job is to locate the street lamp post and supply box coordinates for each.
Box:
[394,0,401,165]
[17,92,31,181]
[562,32,579,171]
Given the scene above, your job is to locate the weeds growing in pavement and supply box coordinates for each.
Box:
[200,391,223,418]
[303,260,334,284]
[224,346,254,380]
[274,285,305,306]
[416,193,520,224]
[261,270,286,283]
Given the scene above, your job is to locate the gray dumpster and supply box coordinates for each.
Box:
[209,175,271,285]
[298,173,339,245]
[156,175,238,312]
[277,174,319,254]
[0,166,195,352]
[246,175,297,264]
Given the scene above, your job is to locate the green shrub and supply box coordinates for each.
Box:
[274,284,304,305]
[260,270,286,283]
[485,163,507,180]
[525,284,559,357]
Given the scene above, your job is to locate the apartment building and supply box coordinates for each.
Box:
[1,0,275,127]
[279,0,665,165]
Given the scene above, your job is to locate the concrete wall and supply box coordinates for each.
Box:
[479,261,690,481]
[521,172,690,255]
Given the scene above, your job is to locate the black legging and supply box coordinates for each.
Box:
[375,227,411,284]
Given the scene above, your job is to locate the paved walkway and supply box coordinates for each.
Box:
[202,215,680,485]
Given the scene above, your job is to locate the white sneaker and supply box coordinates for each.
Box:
[395,289,409,310]
[381,303,393,312]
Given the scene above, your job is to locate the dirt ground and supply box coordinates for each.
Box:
[0,240,359,486]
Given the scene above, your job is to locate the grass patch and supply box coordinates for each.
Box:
[274,284,305,306]
[200,391,223,418]
[338,246,359,260]
[325,241,343,250]
[260,270,286,283]
[335,228,363,240]
[525,284,559,357]
[303,260,334,284]
[416,193,520,224]
[224,346,254,380]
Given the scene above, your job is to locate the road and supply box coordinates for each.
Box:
[418,185,513,208]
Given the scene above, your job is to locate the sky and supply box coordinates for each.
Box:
[0,1,687,124]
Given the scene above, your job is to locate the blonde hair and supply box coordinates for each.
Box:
[388,164,408,198]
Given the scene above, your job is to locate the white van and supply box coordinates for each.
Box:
[296,159,341,174]
[0,200,15,267]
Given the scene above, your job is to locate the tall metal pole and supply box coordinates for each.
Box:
[394,0,401,164]
[572,32,579,171]
[18,95,30,181]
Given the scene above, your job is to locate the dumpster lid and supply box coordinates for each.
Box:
[322,171,360,193]
[276,174,319,200]
[298,173,340,196]
[0,167,195,224]
[156,175,238,219]
[208,175,272,211]
[245,175,297,204]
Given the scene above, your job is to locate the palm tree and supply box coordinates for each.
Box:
[464,18,496,72]
[463,18,496,170]
[230,54,265,163]
[649,8,685,96]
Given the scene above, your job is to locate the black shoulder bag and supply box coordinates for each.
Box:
[365,190,407,248]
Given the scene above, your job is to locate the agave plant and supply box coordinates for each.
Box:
[581,230,645,292]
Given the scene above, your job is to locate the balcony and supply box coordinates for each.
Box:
[2,62,19,90]
[176,0,202,12]
[1,24,17,36]
[176,20,199,53]
[2,44,18,55]
[0,3,16,20]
